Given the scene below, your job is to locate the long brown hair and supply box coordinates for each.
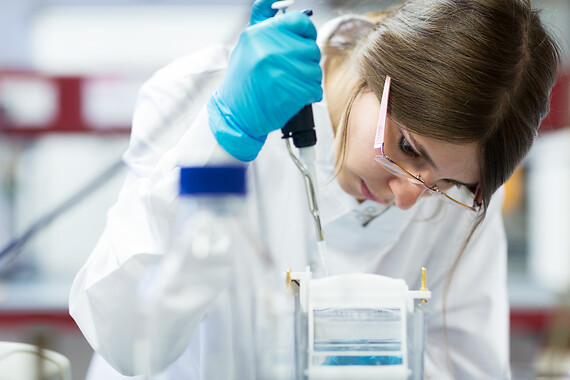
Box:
[328,0,561,215]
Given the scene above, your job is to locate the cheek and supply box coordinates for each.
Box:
[350,142,395,195]
[345,133,378,179]
[345,121,379,173]
[333,96,385,197]
[338,142,386,196]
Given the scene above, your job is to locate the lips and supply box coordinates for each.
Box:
[360,180,380,203]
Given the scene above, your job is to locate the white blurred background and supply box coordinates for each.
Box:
[0,1,568,379]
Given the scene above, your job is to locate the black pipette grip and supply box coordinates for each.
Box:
[281,105,317,148]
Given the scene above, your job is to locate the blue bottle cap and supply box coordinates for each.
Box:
[179,166,246,195]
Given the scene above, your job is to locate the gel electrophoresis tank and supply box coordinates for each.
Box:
[288,269,431,380]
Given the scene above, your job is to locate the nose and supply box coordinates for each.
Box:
[388,177,428,210]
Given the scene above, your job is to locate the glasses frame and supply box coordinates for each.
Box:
[373,75,481,212]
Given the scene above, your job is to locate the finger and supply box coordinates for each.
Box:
[290,38,322,63]
[273,82,322,119]
[272,65,323,103]
[291,69,324,103]
[274,11,317,40]
[249,0,279,26]
[273,55,323,83]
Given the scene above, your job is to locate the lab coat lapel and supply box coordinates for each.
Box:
[323,198,414,258]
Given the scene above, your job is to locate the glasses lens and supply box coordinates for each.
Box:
[375,155,424,185]
[375,155,478,211]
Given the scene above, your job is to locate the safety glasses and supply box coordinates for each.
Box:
[373,76,481,212]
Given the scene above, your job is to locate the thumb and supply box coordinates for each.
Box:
[249,0,279,26]
[274,11,317,40]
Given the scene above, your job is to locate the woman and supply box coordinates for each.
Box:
[70,0,561,378]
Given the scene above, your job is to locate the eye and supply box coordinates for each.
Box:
[440,179,473,191]
[446,180,463,189]
[398,136,420,157]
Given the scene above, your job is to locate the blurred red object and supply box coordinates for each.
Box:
[0,70,134,135]
[540,69,570,133]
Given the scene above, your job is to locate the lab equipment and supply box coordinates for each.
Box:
[252,270,297,379]
[272,0,327,277]
[138,165,257,378]
[0,341,71,380]
[288,268,431,379]
[207,9,322,161]
[272,1,295,11]
[282,105,328,277]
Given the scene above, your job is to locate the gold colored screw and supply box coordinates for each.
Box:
[420,267,427,291]
[420,267,428,303]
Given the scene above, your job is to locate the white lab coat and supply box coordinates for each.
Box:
[69,43,511,380]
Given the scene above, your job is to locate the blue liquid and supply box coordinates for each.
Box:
[313,308,403,366]
[322,355,403,366]
[314,340,401,352]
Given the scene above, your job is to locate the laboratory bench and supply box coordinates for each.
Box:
[0,274,563,380]
[508,274,567,380]
[509,274,561,330]
[0,277,93,380]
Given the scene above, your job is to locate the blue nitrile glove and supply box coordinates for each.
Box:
[249,0,278,26]
[207,11,323,161]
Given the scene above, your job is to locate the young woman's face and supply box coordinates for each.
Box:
[334,90,480,210]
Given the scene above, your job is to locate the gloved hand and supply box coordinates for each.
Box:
[207,3,323,161]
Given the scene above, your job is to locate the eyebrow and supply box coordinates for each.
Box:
[403,127,478,189]
[407,133,437,169]
[390,118,438,169]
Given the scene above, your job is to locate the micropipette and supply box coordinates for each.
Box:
[271,0,328,277]
[271,1,295,12]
